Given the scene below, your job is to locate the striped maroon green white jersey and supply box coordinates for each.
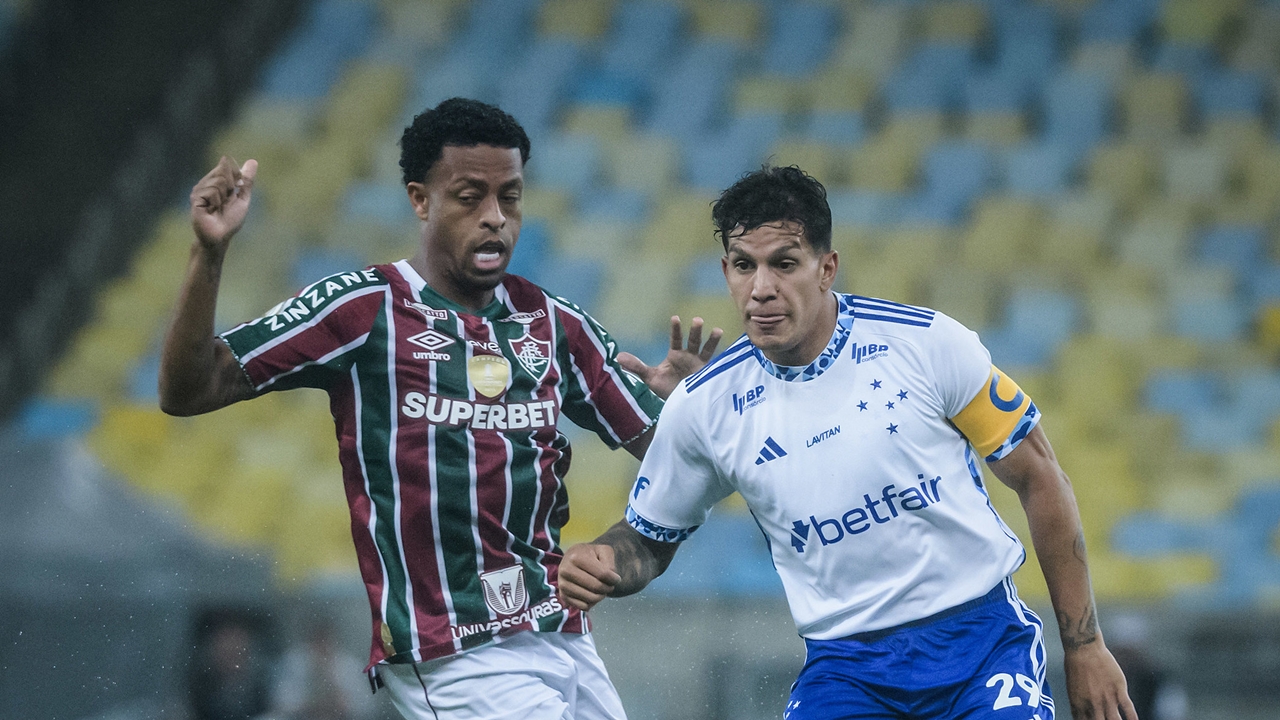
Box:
[218,260,663,669]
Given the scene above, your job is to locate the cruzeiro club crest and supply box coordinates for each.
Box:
[508,332,551,382]
[480,565,527,616]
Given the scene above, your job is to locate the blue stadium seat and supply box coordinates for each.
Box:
[600,1,683,85]
[1229,371,1280,431]
[1042,72,1114,152]
[981,289,1080,368]
[1153,43,1217,80]
[17,397,99,440]
[1112,512,1206,556]
[572,71,647,108]
[1078,0,1156,43]
[413,55,494,111]
[342,182,416,227]
[647,40,743,142]
[1145,370,1223,415]
[498,39,587,139]
[1183,406,1263,450]
[1197,225,1266,280]
[259,0,378,99]
[803,111,867,146]
[1002,142,1079,197]
[963,73,1028,114]
[1250,263,1280,310]
[687,255,726,296]
[292,248,368,290]
[827,191,905,227]
[681,113,783,193]
[577,188,652,224]
[449,0,539,79]
[1171,295,1248,343]
[506,219,551,281]
[533,255,605,309]
[528,133,602,197]
[1196,71,1268,118]
[911,142,995,222]
[885,44,976,112]
[761,2,837,77]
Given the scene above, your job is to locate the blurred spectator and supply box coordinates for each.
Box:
[189,609,273,720]
[271,617,376,720]
[1107,614,1189,720]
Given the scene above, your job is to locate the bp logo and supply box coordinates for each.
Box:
[480,565,527,616]
[508,332,551,382]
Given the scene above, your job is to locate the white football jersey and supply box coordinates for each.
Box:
[627,293,1040,640]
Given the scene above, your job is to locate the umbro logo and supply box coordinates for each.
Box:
[754,437,788,465]
[408,329,454,352]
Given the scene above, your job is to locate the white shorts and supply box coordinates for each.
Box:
[378,631,627,720]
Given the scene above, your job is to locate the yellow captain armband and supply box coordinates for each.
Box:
[950,365,1040,462]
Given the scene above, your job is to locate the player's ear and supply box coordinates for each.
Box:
[406,182,430,221]
[819,249,839,293]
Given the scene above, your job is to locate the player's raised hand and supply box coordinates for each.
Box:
[619,316,723,401]
[190,156,257,251]
[558,543,621,611]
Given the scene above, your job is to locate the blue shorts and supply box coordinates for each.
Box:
[785,578,1054,720]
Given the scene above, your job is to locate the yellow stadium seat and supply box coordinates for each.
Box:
[847,130,925,193]
[1230,5,1280,72]
[1085,285,1166,340]
[829,4,908,80]
[521,187,573,228]
[1258,303,1280,357]
[1162,0,1245,44]
[604,133,680,193]
[919,1,986,42]
[639,193,719,260]
[197,466,294,546]
[768,140,844,187]
[596,258,682,344]
[384,0,466,49]
[735,76,805,116]
[268,138,364,231]
[807,70,875,113]
[829,225,877,265]
[690,0,761,42]
[208,99,315,176]
[553,220,639,261]
[275,493,358,583]
[925,265,997,330]
[538,0,614,39]
[562,105,633,144]
[559,440,638,545]
[1237,146,1280,221]
[1119,73,1188,144]
[964,113,1026,147]
[1203,117,1269,158]
[1054,335,1141,417]
[1115,199,1194,272]
[1221,448,1280,489]
[1087,142,1157,211]
[1033,192,1114,270]
[677,293,743,344]
[1070,42,1137,81]
[90,403,175,479]
[324,63,409,140]
[1162,142,1229,204]
[960,196,1042,273]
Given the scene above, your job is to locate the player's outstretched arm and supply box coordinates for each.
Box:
[158,157,258,416]
[988,425,1138,720]
[558,520,679,611]
[618,316,723,401]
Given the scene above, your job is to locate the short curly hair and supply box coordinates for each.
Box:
[399,98,531,185]
[711,165,832,253]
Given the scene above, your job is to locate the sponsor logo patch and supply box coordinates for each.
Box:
[405,299,449,321]
[732,385,766,415]
[501,309,547,324]
[408,329,454,352]
[754,436,788,465]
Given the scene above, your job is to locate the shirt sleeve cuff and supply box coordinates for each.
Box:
[625,505,699,543]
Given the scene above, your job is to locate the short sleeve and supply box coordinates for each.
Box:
[219,270,386,393]
[551,298,664,449]
[925,312,996,419]
[625,387,733,542]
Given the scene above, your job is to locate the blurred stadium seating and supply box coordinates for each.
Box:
[26,0,1280,615]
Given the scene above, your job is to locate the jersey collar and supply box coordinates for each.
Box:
[753,293,855,383]
[393,259,509,319]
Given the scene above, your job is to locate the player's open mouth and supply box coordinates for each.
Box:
[473,245,505,271]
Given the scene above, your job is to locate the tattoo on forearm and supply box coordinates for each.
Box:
[1073,529,1088,565]
[1057,604,1099,652]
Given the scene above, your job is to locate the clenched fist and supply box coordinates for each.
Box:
[190,156,257,251]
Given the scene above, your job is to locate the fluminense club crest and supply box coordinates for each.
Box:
[480,565,527,616]
[508,332,551,382]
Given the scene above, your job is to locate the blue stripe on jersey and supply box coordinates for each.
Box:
[849,301,935,322]
[685,334,753,386]
[685,342,756,393]
[847,294,937,318]
[852,311,934,328]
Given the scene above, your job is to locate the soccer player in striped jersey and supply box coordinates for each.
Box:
[559,167,1138,720]
[160,99,720,720]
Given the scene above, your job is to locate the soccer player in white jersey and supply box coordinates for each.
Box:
[160,99,719,720]
[559,166,1138,720]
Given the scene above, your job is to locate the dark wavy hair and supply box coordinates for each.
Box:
[711,165,832,253]
[399,98,531,185]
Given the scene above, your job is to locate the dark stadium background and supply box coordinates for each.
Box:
[2,0,1279,718]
